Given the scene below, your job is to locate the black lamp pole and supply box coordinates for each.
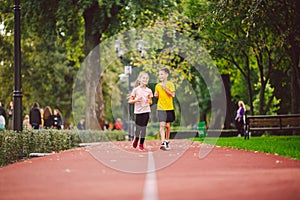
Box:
[13,0,22,132]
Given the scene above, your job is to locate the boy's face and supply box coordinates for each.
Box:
[158,71,168,82]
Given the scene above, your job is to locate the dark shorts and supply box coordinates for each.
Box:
[158,110,175,123]
[135,112,150,127]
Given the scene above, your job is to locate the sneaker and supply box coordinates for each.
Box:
[139,144,146,151]
[160,141,167,150]
[132,137,138,148]
[165,141,170,150]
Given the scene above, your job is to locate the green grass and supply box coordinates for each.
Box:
[194,136,300,160]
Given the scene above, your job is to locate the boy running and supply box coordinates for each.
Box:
[154,68,175,150]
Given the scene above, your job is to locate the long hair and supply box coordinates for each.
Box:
[44,106,52,119]
[133,72,149,88]
[238,101,246,111]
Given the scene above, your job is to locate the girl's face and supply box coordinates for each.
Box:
[140,74,149,85]
[158,71,168,82]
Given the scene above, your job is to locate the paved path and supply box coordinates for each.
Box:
[0,140,300,200]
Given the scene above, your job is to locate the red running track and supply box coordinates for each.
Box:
[0,140,300,200]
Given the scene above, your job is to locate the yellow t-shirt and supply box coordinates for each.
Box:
[155,81,175,110]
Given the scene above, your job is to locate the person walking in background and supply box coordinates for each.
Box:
[235,100,246,137]
[154,68,175,151]
[39,108,44,129]
[23,114,32,130]
[43,106,53,129]
[53,108,63,129]
[77,118,85,130]
[115,118,123,130]
[0,108,5,130]
[30,102,42,129]
[0,102,7,126]
[7,101,13,130]
[128,72,153,151]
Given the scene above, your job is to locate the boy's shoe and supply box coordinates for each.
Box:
[160,141,167,151]
[165,141,170,150]
[139,144,146,151]
[132,137,138,148]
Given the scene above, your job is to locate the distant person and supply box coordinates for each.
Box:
[154,68,175,151]
[115,118,123,130]
[30,102,42,129]
[39,108,44,129]
[23,114,32,130]
[53,108,63,129]
[43,106,53,129]
[108,122,114,130]
[0,114,5,130]
[7,101,13,130]
[235,100,246,137]
[0,102,7,123]
[128,72,153,151]
[77,118,85,130]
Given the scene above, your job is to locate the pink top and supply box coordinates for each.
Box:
[131,86,153,114]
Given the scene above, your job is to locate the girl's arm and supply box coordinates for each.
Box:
[148,95,153,105]
[128,96,142,104]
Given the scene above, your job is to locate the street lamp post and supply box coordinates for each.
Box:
[115,40,132,139]
[13,0,22,132]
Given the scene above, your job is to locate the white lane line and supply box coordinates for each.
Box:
[143,151,158,200]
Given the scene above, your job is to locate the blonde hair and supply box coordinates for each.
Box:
[133,72,149,88]
[238,101,246,111]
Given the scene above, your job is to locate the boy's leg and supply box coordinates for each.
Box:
[160,121,167,150]
[160,121,166,142]
[165,122,171,150]
[165,122,170,140]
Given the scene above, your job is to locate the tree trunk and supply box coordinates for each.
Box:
[221,74,234,129]
[289,37,300,114]
[83,3,104,129]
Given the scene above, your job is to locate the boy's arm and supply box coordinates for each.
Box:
[154,85,159,98]
[162,85,175,98]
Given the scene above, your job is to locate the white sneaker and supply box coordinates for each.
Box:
[165,141,171,150]
[160,141,167,150]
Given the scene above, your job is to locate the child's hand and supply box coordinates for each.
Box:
[136,97,143,102]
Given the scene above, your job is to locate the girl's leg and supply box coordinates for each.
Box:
[139,126,147,151]
[132,125,141,148]
[139,126,147,144]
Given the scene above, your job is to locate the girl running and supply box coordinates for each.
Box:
[128,72,153,151]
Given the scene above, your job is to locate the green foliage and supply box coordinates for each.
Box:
[253,81,280,115]
[0,129,126,166]
[206,136,300,160]
[77,129,126,143]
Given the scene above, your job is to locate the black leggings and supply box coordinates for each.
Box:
[236,118,244,135]
[134,113,150,144]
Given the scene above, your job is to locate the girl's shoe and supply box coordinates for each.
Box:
[132,137,138,148]
[139,144,146,151]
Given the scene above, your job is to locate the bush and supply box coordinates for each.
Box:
[0,129,126,166]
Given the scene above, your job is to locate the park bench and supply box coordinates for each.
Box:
[246,114,300,137]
